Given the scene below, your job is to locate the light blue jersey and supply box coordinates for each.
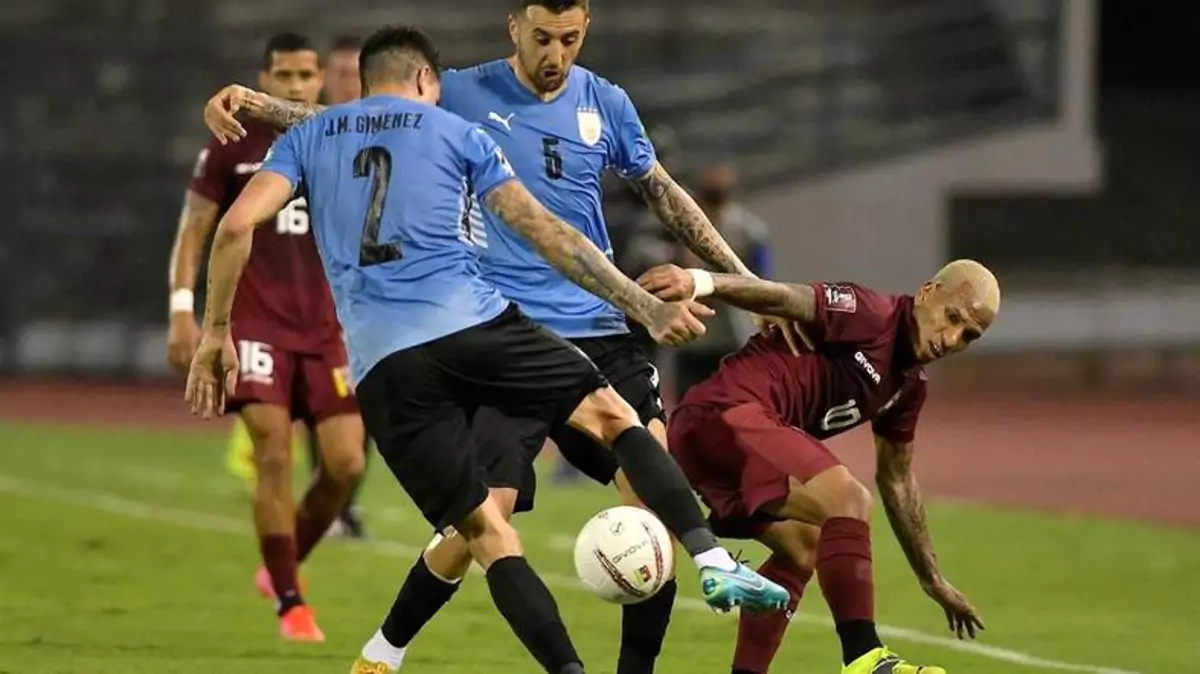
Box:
[441,60,656,339]
[262,95,517,384]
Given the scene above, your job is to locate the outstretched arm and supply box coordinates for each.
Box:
[875,435,985,639]
[875,436,941,585]
[204,85,325,144]
[483,180,710,346]
[627,162,753,276]
[638,264,817,324]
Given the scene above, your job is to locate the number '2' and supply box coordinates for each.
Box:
[353,146,402,266]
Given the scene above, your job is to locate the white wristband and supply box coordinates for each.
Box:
[169,288,195,314]
[687,269,714,299]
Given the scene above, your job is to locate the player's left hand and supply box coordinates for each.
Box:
[751,314,813,355]
[185,331,239,419]
[922,577,985,639]
[204,84,257,145]
[637,263,695,302]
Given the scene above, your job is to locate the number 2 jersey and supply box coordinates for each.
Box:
[679,283,929,444]
[189,119,341,353]
[260,96,518,385]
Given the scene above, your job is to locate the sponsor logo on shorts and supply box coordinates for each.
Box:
[854,351,882,385]
[824,284,857,313]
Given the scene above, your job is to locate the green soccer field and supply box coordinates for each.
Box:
[2,422,1196,673]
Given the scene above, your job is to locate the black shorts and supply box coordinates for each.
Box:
[472,332,665,513]
[355,304,608,533]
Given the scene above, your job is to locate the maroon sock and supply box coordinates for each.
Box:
[260,534,303,615]
[732,555,813,674]
[815,517,881,664]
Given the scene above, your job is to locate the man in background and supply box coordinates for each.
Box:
[224,35,372,540]
[671,163,774,401]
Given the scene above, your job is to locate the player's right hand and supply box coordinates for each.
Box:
[204,84,256,145]
[166,312,202,377]
[647,300,714,346]
[185,331,239,420]
[637,264,694,302]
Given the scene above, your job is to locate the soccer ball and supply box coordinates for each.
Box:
[573,506,675,605]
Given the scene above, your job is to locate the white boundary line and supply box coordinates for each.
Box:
[0,474,1140,674]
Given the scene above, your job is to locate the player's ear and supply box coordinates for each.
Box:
[257,69,271,91]
[508,14,520,46]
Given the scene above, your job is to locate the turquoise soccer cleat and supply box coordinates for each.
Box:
[699,564,791,613]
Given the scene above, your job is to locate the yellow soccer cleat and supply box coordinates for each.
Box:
[225,418,257,492]
[842,647,946,674]
[350,657,396,674]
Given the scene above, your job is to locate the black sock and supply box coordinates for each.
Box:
[610,427,718,556]
[380,554,461,647]
[486,556,582,673]
[616,578,677,674]
[835,619,883,665]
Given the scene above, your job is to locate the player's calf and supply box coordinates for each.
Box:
[613,461,680,674]
[459,495,583,673]
[292,413,366,562]
[371,487,520,669]
[733,522,819,674]
[762,468,881,665]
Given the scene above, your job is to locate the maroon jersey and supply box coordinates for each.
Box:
[188,120,340,353]
[680,283,927,443]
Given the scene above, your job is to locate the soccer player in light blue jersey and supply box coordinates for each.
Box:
[189,25,790,674]
[202,5,805,670]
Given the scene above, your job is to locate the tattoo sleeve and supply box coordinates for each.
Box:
[243,92,324,129]
[706,273,817,323]
[484,180,661,328]
[875,437,942,586]
[628,162,754,276]
[169,191,219,292]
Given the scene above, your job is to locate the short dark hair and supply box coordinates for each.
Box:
[262,32,317,70]
[516,0,589,12]
[359,25,441,93]
[330,35,362,54]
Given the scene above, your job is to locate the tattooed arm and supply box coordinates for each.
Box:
[484,180,708,346]
[639,265,817,324]
[204,85,324,143]
[628,162,753,276]
[628,163,812,351]
[875,436,941,585]
[875,436,986,638]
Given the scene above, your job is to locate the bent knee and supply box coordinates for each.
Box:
[805,468,873,523]
[570,386,641,445]
[822,476,873,522]
[251,436,292,477]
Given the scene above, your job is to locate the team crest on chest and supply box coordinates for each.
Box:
[577,107,602,146]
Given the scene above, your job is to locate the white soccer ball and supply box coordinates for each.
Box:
[573,506,675,605]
